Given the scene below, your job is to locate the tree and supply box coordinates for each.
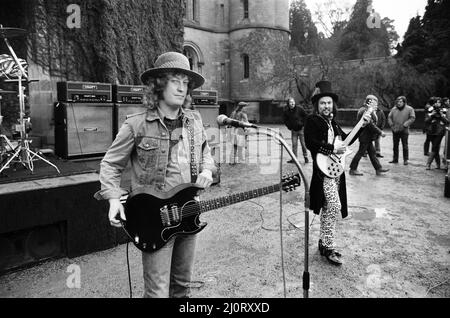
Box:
[336,0,392,59]
[290,0,319,55]
[396,0,450,99]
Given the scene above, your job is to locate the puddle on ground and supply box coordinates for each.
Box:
[349,207,392,221]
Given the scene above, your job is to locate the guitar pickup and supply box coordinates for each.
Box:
[160,204,181,226]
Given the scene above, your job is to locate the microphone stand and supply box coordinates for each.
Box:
[246,125,311,298]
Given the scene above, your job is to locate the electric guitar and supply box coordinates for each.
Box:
[119,173,301,252]
[316,105,374,178]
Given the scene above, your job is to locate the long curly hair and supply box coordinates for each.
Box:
[312,97,338,118]
[143,71,195,110]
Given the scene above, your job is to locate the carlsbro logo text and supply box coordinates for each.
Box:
[131,87,144,92]
[83,84,97,90]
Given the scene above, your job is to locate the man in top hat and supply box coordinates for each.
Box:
[304,80,371,266]
[94,51,216,298]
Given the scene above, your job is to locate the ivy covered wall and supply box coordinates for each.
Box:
[0,0,184,140]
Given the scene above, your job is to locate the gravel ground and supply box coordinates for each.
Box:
[0,125,449,298]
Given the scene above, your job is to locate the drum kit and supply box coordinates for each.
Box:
[0,25,60,175]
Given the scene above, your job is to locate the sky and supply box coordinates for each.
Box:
[303,0,428,41]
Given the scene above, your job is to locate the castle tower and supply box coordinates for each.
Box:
[183,0,290,122]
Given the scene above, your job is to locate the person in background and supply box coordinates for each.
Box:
[282,97,310,164]
[349,95,389,176]
[423,98,435,156]
[94,51,215,298]
[228,101,249,164]
[387,96,416,165]
[425,97,449,170]
[374,102,386,158]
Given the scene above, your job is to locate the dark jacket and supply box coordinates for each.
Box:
[357,107,383,143]
[304,114,361,218]
[283,105,308,131]
[376,108,386,130]
[425,110,449,136]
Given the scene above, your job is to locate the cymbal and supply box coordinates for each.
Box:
[0,89,16,94]
[0,27,27,39]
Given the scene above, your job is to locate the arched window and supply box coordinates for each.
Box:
[183,46,202,75]
[243,0,249,19]
[243,54,249,79]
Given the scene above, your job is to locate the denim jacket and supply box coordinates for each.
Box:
[94,107,216,200]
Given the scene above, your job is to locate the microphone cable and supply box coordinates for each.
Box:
[119,219,134,299]
[125,241,132,298]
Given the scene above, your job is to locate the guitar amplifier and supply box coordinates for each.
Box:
[192,90,218,105]
[54,102,114,159]
[57,81,112,103]
[113,84,147,136]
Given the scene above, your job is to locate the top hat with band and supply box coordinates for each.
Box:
[311,80,339,104]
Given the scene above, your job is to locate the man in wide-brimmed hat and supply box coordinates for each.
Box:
[304,80,371,266]
[94,51,216,298]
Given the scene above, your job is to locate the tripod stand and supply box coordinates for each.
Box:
[0,26,60,175]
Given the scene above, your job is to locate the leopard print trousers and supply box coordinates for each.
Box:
[320,177,341,249]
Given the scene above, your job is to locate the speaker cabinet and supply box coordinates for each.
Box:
[0,223,65,273]
[54,102,114,159]
[114,104,147,136]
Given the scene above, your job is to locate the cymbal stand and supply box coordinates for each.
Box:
[246,126,311,298]
[0,37,60,174]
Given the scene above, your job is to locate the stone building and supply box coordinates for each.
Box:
[182,0,290,122]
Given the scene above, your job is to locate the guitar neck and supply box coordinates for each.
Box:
[199,184,281,213]
[343,108,372,146]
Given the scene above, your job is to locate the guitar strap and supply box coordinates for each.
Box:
[184,118,198,183]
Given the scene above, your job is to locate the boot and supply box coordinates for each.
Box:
[376,168,389,176]
[349,169,363,176]
[426,152,435,170]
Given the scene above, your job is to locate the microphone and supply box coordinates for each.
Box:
[216,115,257,128]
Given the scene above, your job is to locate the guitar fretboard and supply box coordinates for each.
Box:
[199,184,281,213]
[343,107,373,146]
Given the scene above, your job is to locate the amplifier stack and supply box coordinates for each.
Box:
[55,82,114,159]
[54,82,148,159]
[113,84,147,136]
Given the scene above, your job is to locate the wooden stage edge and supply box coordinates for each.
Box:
[0,172,100,195]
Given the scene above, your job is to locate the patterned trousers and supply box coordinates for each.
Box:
[320,177,341,249]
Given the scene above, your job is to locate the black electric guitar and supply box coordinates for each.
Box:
[119,173,301,252]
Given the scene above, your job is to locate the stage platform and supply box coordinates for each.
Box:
[0,155,101,185]
[0,155,129,274]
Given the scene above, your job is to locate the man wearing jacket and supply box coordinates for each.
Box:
[94,52,215,298]
[349,95,389,176]
[388,96,416,165]
[282,97,310,163]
